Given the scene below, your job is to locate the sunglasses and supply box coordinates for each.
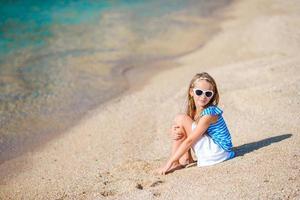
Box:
[193,88,214,98]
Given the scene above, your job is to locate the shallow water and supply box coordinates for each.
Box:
[0,0,231,162]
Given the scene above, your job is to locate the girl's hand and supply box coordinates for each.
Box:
[170,125,184,140]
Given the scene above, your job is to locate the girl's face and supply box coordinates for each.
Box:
[190,79,214,109]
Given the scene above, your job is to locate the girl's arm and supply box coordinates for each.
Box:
[158,115,215,175]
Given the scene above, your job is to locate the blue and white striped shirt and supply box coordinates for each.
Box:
[201,106,233,152]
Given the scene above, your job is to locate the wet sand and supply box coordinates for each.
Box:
[0,0,300,199]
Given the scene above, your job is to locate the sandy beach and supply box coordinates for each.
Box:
[1,0,300,199]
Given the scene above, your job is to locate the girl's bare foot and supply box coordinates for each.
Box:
[185,161,197,168]
[167,162,185,174]
[156,159,197,175]
[180,159,197,168]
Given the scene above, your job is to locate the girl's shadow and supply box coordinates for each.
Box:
[233,134,292,157]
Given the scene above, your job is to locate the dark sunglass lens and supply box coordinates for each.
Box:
[205,91,213,97]
[195,90,203,96]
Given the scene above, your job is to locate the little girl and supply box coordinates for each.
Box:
[158,72,235,175]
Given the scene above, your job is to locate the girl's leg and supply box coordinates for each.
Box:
[171,114,195,166]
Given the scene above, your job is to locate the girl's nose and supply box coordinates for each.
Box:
[199,94,207,99]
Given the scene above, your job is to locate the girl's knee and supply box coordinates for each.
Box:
[173,113,191,126]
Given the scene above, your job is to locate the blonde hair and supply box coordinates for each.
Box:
[186,72,219,119]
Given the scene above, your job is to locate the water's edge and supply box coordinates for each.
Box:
[0,1,232,164]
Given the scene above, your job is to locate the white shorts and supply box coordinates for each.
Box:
[192,122,232,167]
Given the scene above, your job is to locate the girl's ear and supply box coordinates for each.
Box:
[189,88,194,97]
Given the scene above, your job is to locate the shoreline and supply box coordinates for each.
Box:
[1,0,300,199]
[0,1,232,164]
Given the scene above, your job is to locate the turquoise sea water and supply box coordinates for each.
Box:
[0,0,230,162]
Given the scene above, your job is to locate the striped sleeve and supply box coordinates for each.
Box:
[202,106,223,116]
